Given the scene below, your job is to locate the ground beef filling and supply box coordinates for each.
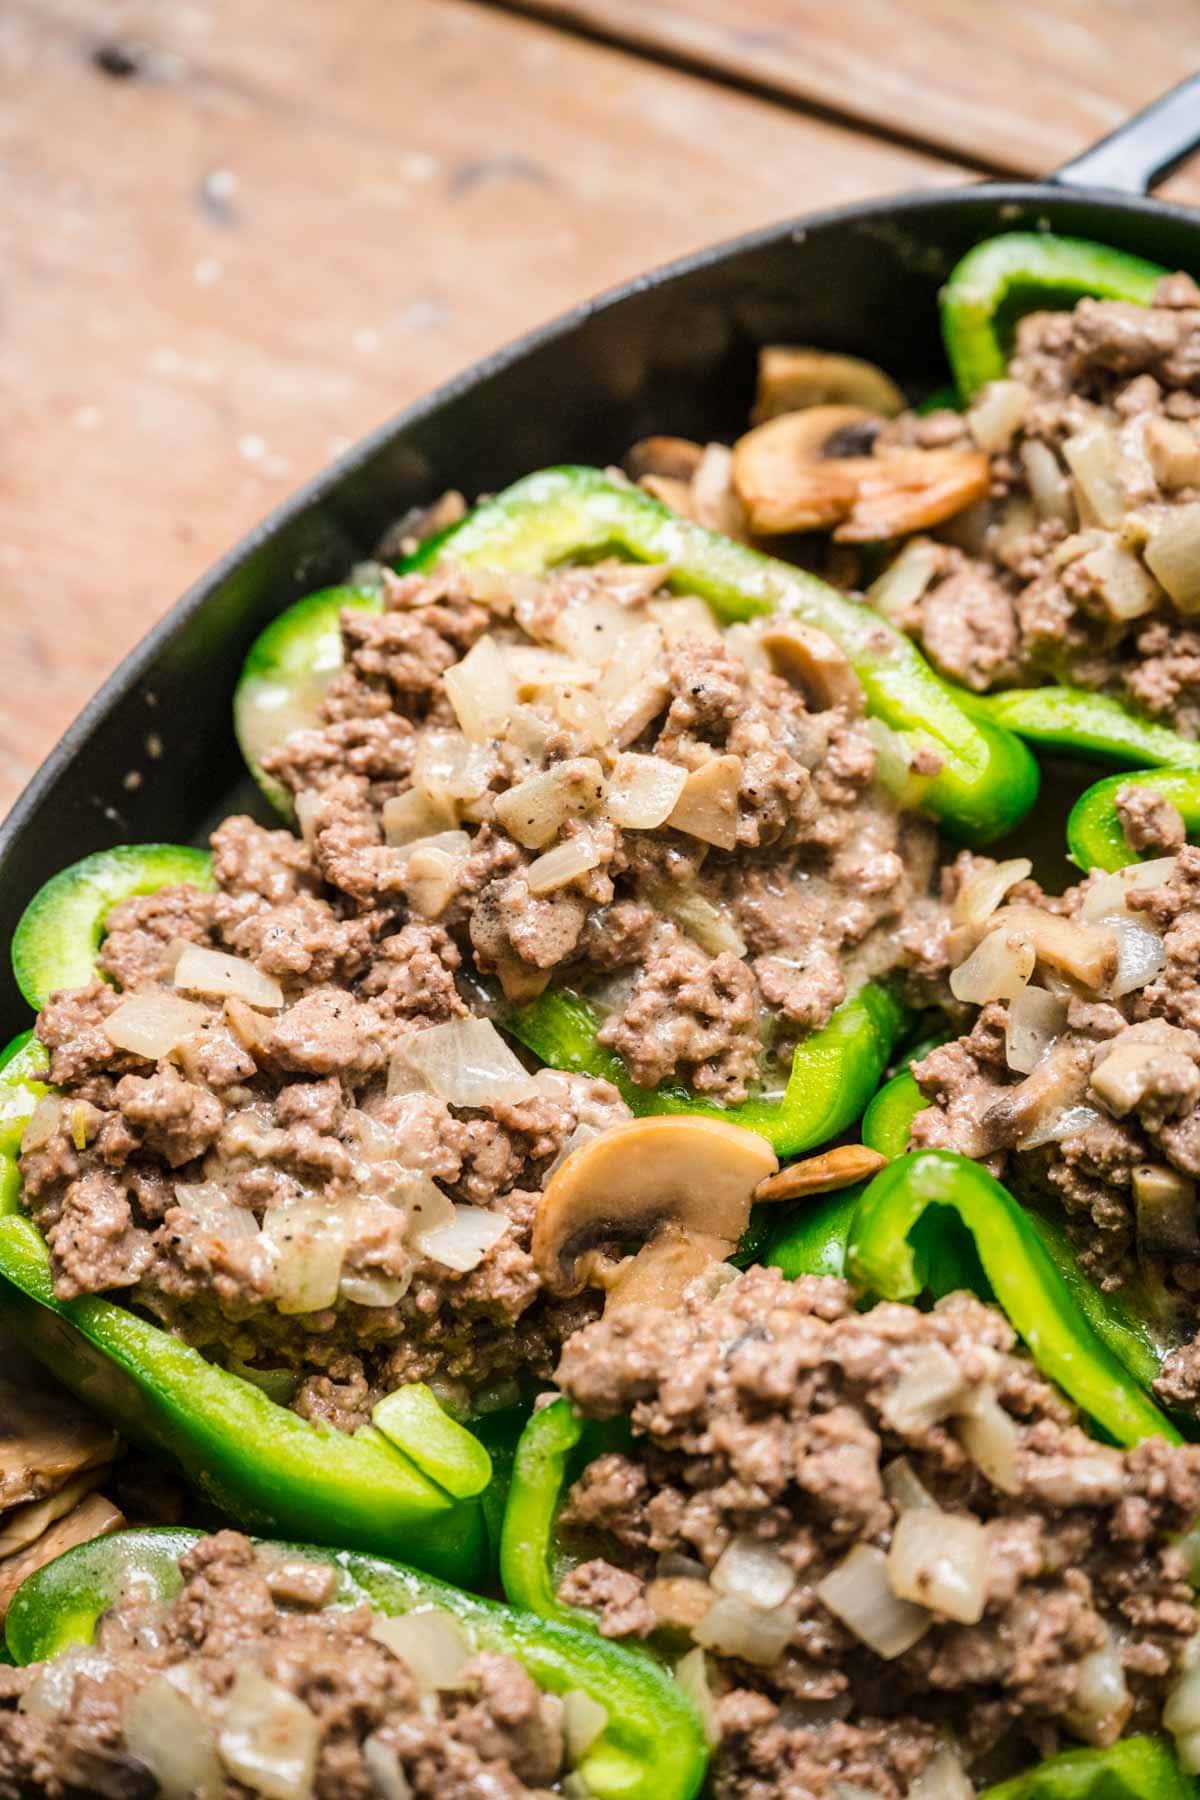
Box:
[21,559,949,1418]
[551,1265,1200,1797]
[0,1531,565,1800]
[865,274,1200,735]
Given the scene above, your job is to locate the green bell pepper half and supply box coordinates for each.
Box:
[941,232,1168,401]
[980,1735,1195,1800]
[0,1214,490,1584]
[1068,766,1200,872]
[504,979,906,1158]
[11,844,215,1012]
[405,465,1037,843]
[4,1528,708,1800]
[848,1150,1178,1446]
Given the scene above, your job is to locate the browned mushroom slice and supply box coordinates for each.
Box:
[833,448,991,543]
[532,1115,778,1297]
[626,436,706,483]
[761,622,865,714]
[0,1491,125,1620]
[985,904,1118,992]
[732,407,874,535]
[0,1379,119,1510]
[754,347,905,423]
[754,1144,888,1203]
[0,1470,106,1560]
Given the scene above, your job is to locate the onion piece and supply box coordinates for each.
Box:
[394,831,471,920]
[908,1746,976,1800]
[174,1181,261,1245]
[562,1689,609,1762]
[648,596,721,646]
[693,1592,797,1667]
[880,1344,966,1433]
[886,1509,987,1624]
[526,832,606,895]
[674,1648,720,1748]
[1080,855,1177,922]
[656,885,746,958]
[414,1202,509,1272]
[103,990,211,1059]
[18,1646,112,1720]
[174,944,284,1011]
[1145,503,1200,613]
[503,646,600,695]
[866,537,944,625]
[340,1271,410,1307]
[605,753,688,830]
[1018,1103,1104,1150]
[1021,439,1075,525]
[1075,536,1161,622]
[1108,915,1166,996]
[372,1608,472,1689]
[399,1017,541,1108]
[1166,1664,1200,1766]
[711,1535,795,1611]
[815,1545,931,1659]
[443,634,517,741]
[382,788,456,847]
[883,1458,938,1514]
[260,1198,346,1315]
[951,858,1032,932]
[362,1736,414,1800]
[1063,425,1128,529]
[967,378,1030,454]
[20,1094,62,1153]
[495,759,606,849]
[218,1664,319,1800]
[1005,986,1067,1075]
[955,1388,1021,1495]
[412,730,493,815]
[949,928,1035,1005]
[1068,1630,1131,1746]
[125,1673,223,1800]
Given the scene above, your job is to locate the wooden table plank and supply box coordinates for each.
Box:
[520,0,1200,194]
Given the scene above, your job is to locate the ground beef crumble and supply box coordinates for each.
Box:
[551,1265,1200,1796]
[0,1531,565,1799]
[21,557,950,1419]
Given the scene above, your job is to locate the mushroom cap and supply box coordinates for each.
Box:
[532,1114,778,1297]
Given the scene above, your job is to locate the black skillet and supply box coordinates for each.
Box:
[5,75,1200,1037]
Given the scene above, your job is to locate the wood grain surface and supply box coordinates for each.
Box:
[517,0,1200,191]
[0,0,957,816]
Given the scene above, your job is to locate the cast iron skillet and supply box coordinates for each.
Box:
[5,77,1200,1037]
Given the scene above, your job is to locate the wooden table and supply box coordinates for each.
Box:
[3,0,1199,816]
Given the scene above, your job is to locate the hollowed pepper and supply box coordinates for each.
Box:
[1068,765,1200,872]
[4,1527,708,1800]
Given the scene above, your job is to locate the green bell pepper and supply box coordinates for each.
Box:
[4,1528,708,1800]
[0,1029,49,1215]
[862,1064,927,1159]
[0,1214,490,1584]
[404,465,1038,842]
[1068,766,1200,872]
[12,844,215,1012]
[848,1150,1178,1446]
[941,232,1168,401]
[765,1184,865,1281]
[980,1735,1195,1800]
[960,685,1200,775]
[505,980,906,1158]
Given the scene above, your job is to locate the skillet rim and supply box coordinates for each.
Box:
[4,175,1199,872]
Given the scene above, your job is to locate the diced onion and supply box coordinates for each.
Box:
[865,717,929,810]
[815,1545,931,1659]
[1017,1102,1103,1150]
[395,830,471,920]
[443,634,517,741]
[1166,1665,1200,1742]
[656,884,746,957]
[1145,503,1200,613]
[125,1673,223,1800]
[1020,439,1075,525]
[949,928,1035,1004]
[711,1535,795,1611]
[883,1458,937,1513]
[693,1592,797,1667]
[1062,425,1127,529]
[175,944,284,1010]
[1005,986,1067,1074]
[414,1202,509,1272]
[555,684,611,749]
[908,1746,976,1800]
[103,990,211,1058]
[494,759,606,849]
[554,597,650,669]
[20,1094,62,1153]
[362,1736,414,1800]
[19,1647,111,1720]
[218,1664,319,1800]
[174,1181,261,1245]
[412,731,493,814]
[382,787,456,846]
[340,1271,409,1307]
[886,1509,987,1624]
[955,1388,1021,1495]
[866,538,944,625]
[399,1017,540,1107]
[503,646,600,695]
[526,833,606,895]
[1068,1631,1131,1745]
[605,753,688,830]
[1080,856,1177,923]
[1076,536,1161,622]
[880,1344,966,1433]
[951,858,1032,931]
[562,1689,609,1762]
[967,378,1030,453]
[372,1608,472,1689]
[260,1198,346,1315]
[648,595,721,646]
[674,1648,720,1748]
[1108,915,1166,996]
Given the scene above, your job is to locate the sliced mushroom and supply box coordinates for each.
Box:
[0,1470,106,1560]
[732,407,876,535]
[986,904,1117,992]
[754,347,905,423]
[668,755,742,851]
[754,1143,887,1203]
[0,1378,119,1511]
[532,1115,778,1297]
[602,1223,733,1314]
[761,622,865,715]
[1132,1161,1200,1260]
[1090,1021,1200,1119]
[0,1492,125,1622]
[834,448,991,543]
[981,1039,1092,1151]
[626,436,706,482]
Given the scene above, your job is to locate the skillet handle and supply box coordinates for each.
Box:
[1050,74,1200,195]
